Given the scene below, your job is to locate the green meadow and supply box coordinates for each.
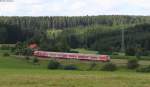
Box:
[0,50,150,87]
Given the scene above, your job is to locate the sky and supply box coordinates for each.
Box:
[0,0,150,16]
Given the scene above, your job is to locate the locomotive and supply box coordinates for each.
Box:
[33,51,110,62]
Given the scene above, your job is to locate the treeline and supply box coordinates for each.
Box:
[0,15,150,56]
[0,15,150,30]
[0,23,37,44]
[0,15,150,44]
[0,24,22,43]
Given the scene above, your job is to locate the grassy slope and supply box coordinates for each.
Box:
[0,51,150,87]
[0,50,47,69]
[0,56,47,69]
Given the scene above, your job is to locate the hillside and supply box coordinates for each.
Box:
[46,23,150,55]
[0,50,150,87]
[0,15,150,56]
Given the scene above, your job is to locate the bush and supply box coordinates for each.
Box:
[32,57,39,64]
[23,48,33,56]
[63,65,78,70]
[69,50,79,53]
[127,58,139,69]
[25,56,30,62]
[136,66,150,73]
[3,52,10,57]
[101,62,117,71]
[48,60,60,69]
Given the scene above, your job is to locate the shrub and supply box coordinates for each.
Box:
[101,62,117,71]
[69,50,79,53]
[136,66,150,73]
[3,52,10,57]
[25,56,30,62]
[127,58,139,69]
[63,65,78,70]
[48,60,60,69]
[135,49,142,59]
[32,57,39,64]
[23,48,33,56]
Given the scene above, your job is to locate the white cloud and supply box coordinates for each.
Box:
[0,2,16,15]
[130,0,150,8]
[0,0,150,16]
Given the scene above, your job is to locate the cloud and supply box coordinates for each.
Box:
[0,0,150,16]
[0,2,16,15]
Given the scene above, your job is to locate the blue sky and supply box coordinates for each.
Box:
[0,0,150,16]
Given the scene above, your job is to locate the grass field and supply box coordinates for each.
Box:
[0,50,150,87]
[0,69,150,87]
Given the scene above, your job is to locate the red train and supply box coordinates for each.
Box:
[33,51,110,62]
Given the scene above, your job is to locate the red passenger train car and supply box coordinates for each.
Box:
[33,51,110,62]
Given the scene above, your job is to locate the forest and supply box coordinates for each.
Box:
[0,15,150,56]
